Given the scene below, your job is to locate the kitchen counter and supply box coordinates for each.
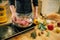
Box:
[8,1,60,40]
[9,25,60,40]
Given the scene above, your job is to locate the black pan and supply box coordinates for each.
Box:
[0,23,19,40]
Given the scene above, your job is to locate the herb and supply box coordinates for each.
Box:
[46,32,50,37]
[38,23,47,31]
[31,31,37,39]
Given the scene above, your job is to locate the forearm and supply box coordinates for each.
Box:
[33,6,38,18]
[10,5,16,13]
[9,0,16,14]
[33,0,38,18]
[10,5,17,18]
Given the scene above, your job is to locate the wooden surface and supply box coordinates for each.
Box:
[9,25,60,40]
[8,0,60,40]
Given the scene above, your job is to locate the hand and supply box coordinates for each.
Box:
[33,13,39,19]
[12,16,17,23]
[11,13,20,23]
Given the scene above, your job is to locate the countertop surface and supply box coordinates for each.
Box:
[9,25,60,40]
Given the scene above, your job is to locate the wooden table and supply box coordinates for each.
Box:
[9,2,60,40]
[9,25,60,40]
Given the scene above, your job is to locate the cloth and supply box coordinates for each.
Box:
[9,0,38,14]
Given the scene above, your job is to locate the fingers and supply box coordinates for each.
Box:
[12,16,17,23]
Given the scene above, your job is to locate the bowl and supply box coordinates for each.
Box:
[13,16,33,28]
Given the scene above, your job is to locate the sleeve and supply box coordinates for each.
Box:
[33,0,38,6]
[9,0,15,6]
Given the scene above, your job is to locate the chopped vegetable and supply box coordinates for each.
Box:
[31,31,37,39]
[46,32,50,37]
[38,23,47,31]
[43,19,47,25]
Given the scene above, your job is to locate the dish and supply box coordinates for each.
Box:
[13,16,33,28]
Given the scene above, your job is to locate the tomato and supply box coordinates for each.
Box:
[47,24,54,30]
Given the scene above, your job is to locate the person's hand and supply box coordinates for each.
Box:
[33,12,38,19]
[10,5,18,23]
[12,15,18,23]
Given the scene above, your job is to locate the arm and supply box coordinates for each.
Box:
[9,0,18,23]
[9,0,16,16]
[33,0,38,18]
